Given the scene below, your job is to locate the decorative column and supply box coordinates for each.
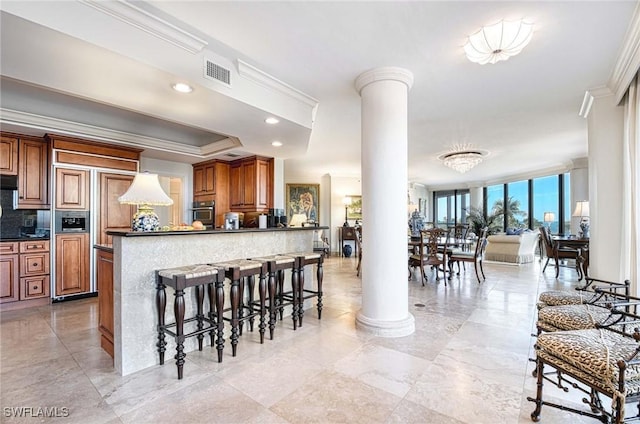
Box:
[354,67,414,337]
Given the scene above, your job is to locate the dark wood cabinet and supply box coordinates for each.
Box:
[0,136,18,175]
[229,156,273,212]
[339,226,358,257]
[55,167,89,210]
[0,244,19,303]
[96,247,114,358]
[192,160,230,227]
[55,233,90,297]
[17,138,50,209]
[193,162,216,198]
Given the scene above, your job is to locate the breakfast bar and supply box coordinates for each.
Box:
[107,226,324,376]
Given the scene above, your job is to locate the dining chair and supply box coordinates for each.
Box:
[448,227,488,283]
[449,224,470,251]
[539,227,581,279]
[408,227,448,285]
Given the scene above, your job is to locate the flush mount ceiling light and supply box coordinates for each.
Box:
[438,145,487,174]
[172,82,193,93]
[265,117,279,124]
[464,19,534,65]
[271,141,283,147]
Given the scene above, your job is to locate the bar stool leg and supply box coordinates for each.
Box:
[291,264,299,330]
[230,278,240,357]
[238,277,245,336]
[277,270,285,321]
[207,283,215,348]
[298,261,305,327]
[267,269,276,340]
[156,279,167,365]
[247,275,255,332]
[214,277,225,363]
[317,259,324,320]
[257,271,267,343]
[174,288,186,380]
[195,284,205,351]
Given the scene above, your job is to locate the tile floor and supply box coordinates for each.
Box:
[1,256,600,423]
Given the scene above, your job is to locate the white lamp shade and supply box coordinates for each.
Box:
[342,196,352,206]
[572,201,590,217]
[118,172,174,206]
[464,20,534,65]
[543,212,555,222]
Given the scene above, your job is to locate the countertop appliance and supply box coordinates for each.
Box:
[192,201,215,226]
[55,210,90,233]
[224,212,239,230]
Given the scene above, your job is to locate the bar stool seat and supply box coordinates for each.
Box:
[288,251,324,327]
[156,264,223,379]
[209,259,267,357]
[250,254,298,338]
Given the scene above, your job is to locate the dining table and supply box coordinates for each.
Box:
[408,236,473,277]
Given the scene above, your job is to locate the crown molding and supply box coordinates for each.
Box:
[354,67,414,93]
[0,108,238,159]
[79,0,208,54]
[237,59,319,109]
[610,2,640,104]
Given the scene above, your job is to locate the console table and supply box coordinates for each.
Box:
[339,226,357,257]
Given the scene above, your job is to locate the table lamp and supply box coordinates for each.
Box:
[572,200,590,238]
[118,171,174,231]
[543,212,555,231]
[342,196,352,227]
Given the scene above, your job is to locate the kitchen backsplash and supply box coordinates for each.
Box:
[0,190,50,238]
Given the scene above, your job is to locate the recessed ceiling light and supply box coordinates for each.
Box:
[172,83,193,93]
[271,141,283,147]
[265,117,279,124]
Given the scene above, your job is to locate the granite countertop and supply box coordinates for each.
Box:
[94,244,113,252]
[0,236,50,242]
[107,226,328,237]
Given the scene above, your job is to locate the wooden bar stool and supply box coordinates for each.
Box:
[249,254,298,338]
[291,252,324,327]
[156,264,223,379]
[209,259,267,357]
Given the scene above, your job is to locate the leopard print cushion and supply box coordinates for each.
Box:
[537,304,612,331]
[536,329,640,386]
[538,290,585,307]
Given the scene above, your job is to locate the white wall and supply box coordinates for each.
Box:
[570,158,589,234]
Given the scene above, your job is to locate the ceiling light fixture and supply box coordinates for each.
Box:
[172,83,193,93]
[464,19,534,65]
[265,117,279,124]
[439,145,486,174]
[271,141,283,147]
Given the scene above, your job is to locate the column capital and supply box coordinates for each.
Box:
[354,67,414,94]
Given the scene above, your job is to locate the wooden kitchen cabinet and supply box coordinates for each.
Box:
[192,160,230,227]
[17,138,50,209]
[55,233,90,297]
[0,245,19,304]
[229,156,273,212]
[96,247,114,358]
[193,162,216,198]
[98,172,135,245]
[0,136,18,175]
[20,275,50,300]
[55,167,89,210]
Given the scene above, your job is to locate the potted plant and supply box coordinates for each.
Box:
[465,206,500,236]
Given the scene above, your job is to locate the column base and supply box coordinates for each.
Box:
[355,311,415,337]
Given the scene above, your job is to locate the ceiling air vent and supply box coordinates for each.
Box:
[225,152,241,158]
[204,59,231,86]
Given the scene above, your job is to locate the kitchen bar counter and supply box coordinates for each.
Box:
[0,236,50,242]
[107,226,324,375]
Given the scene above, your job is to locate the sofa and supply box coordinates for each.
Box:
[484,231,539,264]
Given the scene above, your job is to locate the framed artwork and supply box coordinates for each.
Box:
[347,195,362,220]
[286,183,320,226]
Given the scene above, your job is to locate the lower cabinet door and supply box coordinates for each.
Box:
[0,254,19,303]
[20,275,50,300]
[55,233,90,297]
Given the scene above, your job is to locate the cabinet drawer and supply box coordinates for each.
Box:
[20,252,50,277]
[20,275,50,300]
[0,242,19,255]
[19,240,50,253]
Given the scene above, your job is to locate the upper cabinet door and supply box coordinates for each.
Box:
[17,138,49,209]
[0,136,18,176]
[55,168,89,210]
[98,173,135,245]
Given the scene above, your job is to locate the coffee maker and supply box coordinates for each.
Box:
[267,208,285,227]
[224,212,239,230]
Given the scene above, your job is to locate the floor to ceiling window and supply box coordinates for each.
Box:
[563,173,571,235]
[533,175,560,233]
[506,180,529,228]
[433,189,470,228]
[485,184,505,232]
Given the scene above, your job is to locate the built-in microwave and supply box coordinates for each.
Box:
[192,201,215,226]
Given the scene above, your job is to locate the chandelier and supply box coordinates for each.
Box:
[464,19,534,65]
[440,145,485,173]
